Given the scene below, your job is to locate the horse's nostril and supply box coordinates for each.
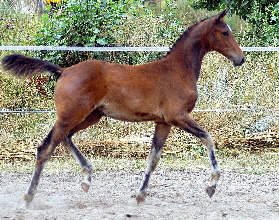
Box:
[241,57,245,65]
[233,57,245,67]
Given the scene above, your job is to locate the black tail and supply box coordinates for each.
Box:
[1,54,62,78]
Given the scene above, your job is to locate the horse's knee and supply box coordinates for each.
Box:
[62,134,71,146]
[36,145,45,160]
[200,132,214,148]
[37,128,55,156]
[50,122,73,146]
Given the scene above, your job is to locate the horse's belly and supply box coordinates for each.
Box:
[100,104,161,122]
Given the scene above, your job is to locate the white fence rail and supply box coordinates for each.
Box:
[0,46,279,52]
[0,46,278,114]
[1,108,279,114]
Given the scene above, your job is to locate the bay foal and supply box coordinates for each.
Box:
[1,9,244,205]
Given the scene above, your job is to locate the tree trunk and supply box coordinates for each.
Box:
[35,0,45,15]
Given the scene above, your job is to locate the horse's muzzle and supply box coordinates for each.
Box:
[233,57,245,67]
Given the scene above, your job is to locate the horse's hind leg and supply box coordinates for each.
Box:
[172,115,220,198]
[62,111,102,192]
[62,137,93,192]
[136,122,171,204]
[24,121,70,206]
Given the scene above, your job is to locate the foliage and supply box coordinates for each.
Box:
[34,0,131,67]
[247,1,279,46]
[0,10,36,47]
[1,1,279,159]
[191,0,279,46]
[46,0,63,4]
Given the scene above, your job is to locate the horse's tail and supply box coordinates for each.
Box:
[1,54,62,78]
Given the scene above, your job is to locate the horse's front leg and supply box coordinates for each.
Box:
[172,115,220,198]
[136,122,171,204]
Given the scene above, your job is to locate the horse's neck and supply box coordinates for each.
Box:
[167,29,209,80]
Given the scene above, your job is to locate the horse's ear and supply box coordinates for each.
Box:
[216,9,229,22]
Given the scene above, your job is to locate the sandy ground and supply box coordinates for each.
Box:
[1,168,279,220]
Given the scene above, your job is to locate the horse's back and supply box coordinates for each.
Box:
[57,59,165,121]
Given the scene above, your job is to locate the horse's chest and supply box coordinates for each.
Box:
[164,87,198,113]
[168,86,198,102]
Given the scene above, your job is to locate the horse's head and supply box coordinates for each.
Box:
[206,9,245,66]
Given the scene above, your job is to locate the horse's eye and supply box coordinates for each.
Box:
[222,32,229,36]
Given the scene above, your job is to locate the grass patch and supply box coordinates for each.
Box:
[1,111,279,163]
[1,148,279,175]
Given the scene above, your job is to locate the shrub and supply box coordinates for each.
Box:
[34,0,131,67]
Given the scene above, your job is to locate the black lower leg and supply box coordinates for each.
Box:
[24,127,63,204]
[63,136,92,192]
[209,150,218,170]
[63,135,90,168]
[139,173,150,191]
[136,123,170,203]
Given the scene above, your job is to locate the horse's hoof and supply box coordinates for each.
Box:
[206,185,216,198]
[23,193,33,207]
[136,191,147,204]
[81,182,90,192]
[23,193,33,202]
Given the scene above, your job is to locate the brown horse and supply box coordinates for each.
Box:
[1,9,244,206]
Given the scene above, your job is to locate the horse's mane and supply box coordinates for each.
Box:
[166,17,209,56]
